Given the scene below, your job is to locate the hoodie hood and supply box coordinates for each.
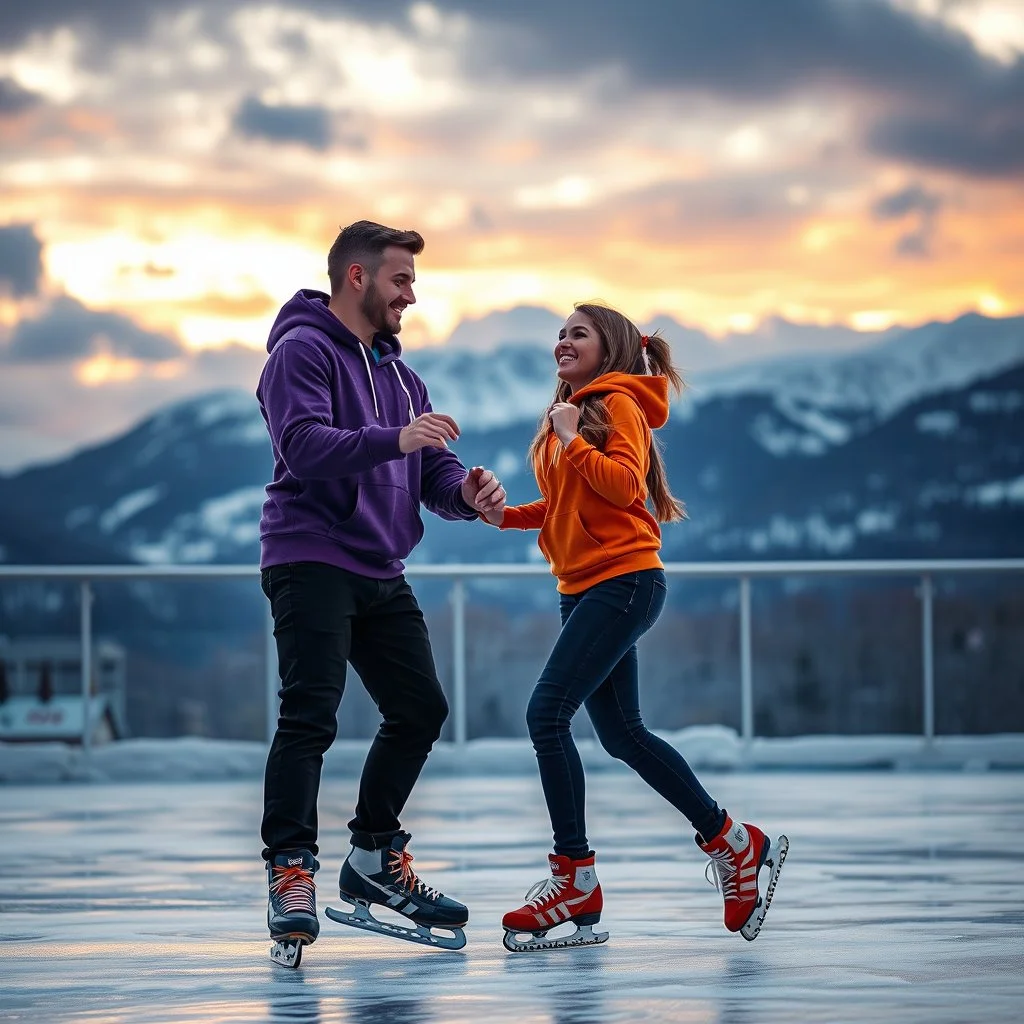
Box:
[569,372,670,429]
[266,288,402,362]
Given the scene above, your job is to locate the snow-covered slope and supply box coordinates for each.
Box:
[411,311,1024,442]
[0,311,1020,569]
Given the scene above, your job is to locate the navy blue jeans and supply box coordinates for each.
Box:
[527,569,724,857]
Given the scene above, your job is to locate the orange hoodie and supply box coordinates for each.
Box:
[500,372,670,594]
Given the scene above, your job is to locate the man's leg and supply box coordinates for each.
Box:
[261,562,360,858]
[345,576,448,848]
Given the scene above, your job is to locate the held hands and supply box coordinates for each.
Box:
[462,466,506,525]
[548,402,580,445]
[399,412,460,453]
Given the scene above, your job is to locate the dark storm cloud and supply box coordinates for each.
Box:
[868,100,1024,176]
[2,296,183,363]
[3,0,998,100]
[447,0,1000,100]
[4,0,1022,178]
[0,0,177,44]
[233,96,335,151]
[0,77,41,115]
[456,0,1024,178]
[0,224,43,298]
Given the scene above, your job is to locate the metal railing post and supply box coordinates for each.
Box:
[265,602,278,746]
[451,578,467,748]
[79,580,93,753]
[921,574,935,744]
[739,576,753,746]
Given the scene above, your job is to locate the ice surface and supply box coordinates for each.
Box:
[1,771,1022,1023]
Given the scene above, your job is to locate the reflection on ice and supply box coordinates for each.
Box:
[0,771,1022,1023]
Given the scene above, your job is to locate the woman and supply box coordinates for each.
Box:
[482,303,787,951]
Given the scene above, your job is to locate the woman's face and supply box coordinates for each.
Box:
[554,311,604,391]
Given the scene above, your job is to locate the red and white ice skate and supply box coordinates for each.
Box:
[502,853,609,952]
[698,815,788,941]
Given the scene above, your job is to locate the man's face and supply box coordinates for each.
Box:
[360,246,416,335]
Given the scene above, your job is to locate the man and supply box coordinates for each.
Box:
[257,220,505,965]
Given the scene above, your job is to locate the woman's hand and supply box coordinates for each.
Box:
[549,402,580,445]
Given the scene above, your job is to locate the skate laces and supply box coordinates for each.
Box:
[705,849,739,902]
[389,847,441,900]
[523,871,568,910]
[270,865,316,915]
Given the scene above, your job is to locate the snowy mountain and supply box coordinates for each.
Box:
[0,311,1021,569]
[409,311,1022,443]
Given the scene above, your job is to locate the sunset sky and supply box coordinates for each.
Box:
[1,0,1023,469]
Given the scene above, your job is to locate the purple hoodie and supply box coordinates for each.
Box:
[257,289,477,577]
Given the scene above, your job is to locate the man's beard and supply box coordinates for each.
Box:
[361,280,401,335]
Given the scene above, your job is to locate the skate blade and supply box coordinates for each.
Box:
[503,923,609,953]
[740,834,789,942]
[325,899,467,951]
[269,935,310,969]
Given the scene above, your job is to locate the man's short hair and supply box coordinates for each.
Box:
[327,220,424,293]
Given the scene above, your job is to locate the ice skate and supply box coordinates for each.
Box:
[325,832,468,950]
[502,853,609,952]
[698,816,788,941]
[266,849,320,968]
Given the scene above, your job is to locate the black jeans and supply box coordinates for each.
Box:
[261,561,448,858]
[527,569,724,857]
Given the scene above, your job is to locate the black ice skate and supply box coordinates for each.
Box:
[266,849,320,968]
[325,832,468,950]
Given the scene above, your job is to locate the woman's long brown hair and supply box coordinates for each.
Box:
[527,302,686,522]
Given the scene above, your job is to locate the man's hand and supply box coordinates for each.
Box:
[462,466,506,514]
[399,412,460,453]
[549,402,580,445]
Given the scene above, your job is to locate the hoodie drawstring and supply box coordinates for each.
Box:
[358,343,379,419]
[358,343,415,424]
[392,363,416,424]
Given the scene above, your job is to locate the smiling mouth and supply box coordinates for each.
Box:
[558,353,577,365]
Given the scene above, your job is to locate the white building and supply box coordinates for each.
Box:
[0,637,127,744]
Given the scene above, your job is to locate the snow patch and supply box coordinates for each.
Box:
[856,508,897,534]
[197,487,265,542]
[776,395,852,444]
[916,410,960,436]
[192,392,259,428]
[130,487,265,562]
[966,475,1024,507]
[750,414,827,456]
[99,486,164,533]
[969,390,1022,414]
[710,513,856,554]
[493,448,524,480]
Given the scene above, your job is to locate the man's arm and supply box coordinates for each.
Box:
[260,339,404,479]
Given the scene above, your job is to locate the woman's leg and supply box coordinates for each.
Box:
[526,570,665,857]
[585,645,725,842]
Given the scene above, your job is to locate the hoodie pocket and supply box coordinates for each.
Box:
[537,510,609,577]
[328,484,423,565]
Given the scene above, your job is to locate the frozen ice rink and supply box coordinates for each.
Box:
[2,768,1023,1023]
